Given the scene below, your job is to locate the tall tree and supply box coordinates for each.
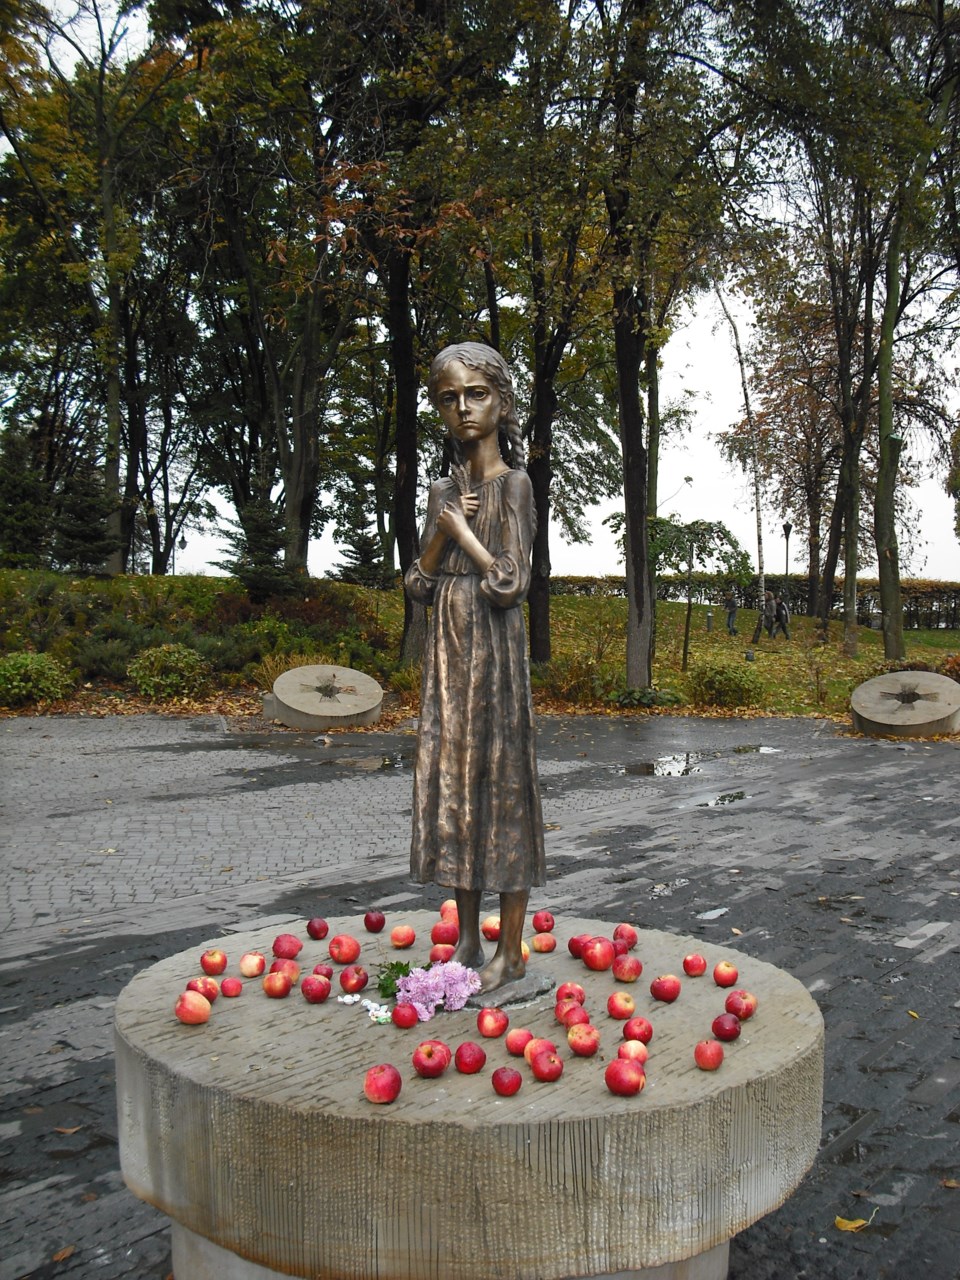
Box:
[0,0,191,570]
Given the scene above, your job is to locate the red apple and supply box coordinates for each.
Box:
[682,952,708,977]
[566,1023,601,1057]
[476,1006,509,1038]
[612,937,629,957]
[530,1049,564,1082]
[429,943,456,963]
[712,1012,742,1042]
[562,1004,591,1028]
[520,941,530,963]
[339,964,369,994]
[272,933,303,960]
[269,958,300,985]
[220,976,243,998]
[713,960,739,988]
[363,910,386,933]
[454,1041,487,1074]
[301,974,331,1003]
[239,951,266,978]
[607,990,636,1020]
[412,1040,451,1078]
[623,1016,654,1044]
[556,981,586,1005]
[390,924,416,949]
[568,933,591,959]
[186,975,219,1002]
[481,914,501,941]
[363,1063,402,1104]
[613,922,639,949]
[531,932,557,953]
[604,1059,646,1096]
[618,1040,649,1065]
[391,1002,419,1029]
[694,1039,725,1070]
[174,990,211,1024]
[306,917,329,940]
[424,1039,453,1067]
[555,999,587,1026]
[581,936,616,971]
[505,1027,534,1057]
[200,948,227,976]
[439,898,459,923]
[523,1036,557,1066]
[431,919,459,946]
[312,962,334,979]
[531,909,555,933]
[725,989,758,1020]
[492,1066,523,1096]
[649,974,682,1003]
[262,971,292,998]
[328,934,361,964]
[612,954,643,983]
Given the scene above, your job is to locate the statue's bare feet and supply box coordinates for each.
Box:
[453,941,486,971]
[479,953,526,992]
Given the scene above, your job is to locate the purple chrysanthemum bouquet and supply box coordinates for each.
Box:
[395,961,482,1021]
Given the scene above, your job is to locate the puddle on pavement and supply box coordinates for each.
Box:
[317,752,410,772]
[699,790,749,807]
[733,744,781,754]
[617,752,704,777]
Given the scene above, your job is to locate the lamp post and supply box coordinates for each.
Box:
[172,534,187,575]
[782,521,792,580]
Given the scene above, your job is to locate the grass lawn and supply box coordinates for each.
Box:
[364,588,956,720]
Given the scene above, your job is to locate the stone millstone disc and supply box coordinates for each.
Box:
[850,670,960,738]
[269,664,383,730]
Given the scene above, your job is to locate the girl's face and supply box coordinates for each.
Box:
[434,360,502,445]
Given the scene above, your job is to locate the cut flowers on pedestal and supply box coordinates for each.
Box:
[394,961,482,1021]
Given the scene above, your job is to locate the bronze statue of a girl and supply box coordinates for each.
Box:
[404,343,545,994]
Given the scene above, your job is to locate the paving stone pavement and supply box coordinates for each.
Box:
[1,711,958,1280]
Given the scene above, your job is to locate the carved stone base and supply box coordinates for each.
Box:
[117,911,823,1280]
[172,1223,729,1280]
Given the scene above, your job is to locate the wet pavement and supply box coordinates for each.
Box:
[1,711,958,1280]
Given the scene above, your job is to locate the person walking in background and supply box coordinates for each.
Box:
[723,589,738,636]
[773,593,791,639]
[762,590,776,637]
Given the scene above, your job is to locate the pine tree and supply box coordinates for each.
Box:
[0,426,50,568]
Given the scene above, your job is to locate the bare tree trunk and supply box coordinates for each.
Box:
[714,286,764,642]
[874,210,906,659]
[385,247,426,665]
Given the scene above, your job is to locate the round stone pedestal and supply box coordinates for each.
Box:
[265,664,383,730]
[116,912,823,1280]
[851,670,960,737]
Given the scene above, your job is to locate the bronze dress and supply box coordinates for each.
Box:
[404,468,546,893]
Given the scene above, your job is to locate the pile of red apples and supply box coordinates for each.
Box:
[171,903,758,1106]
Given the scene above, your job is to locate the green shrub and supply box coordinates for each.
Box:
[611,686,683,708]
[531,656,617,704]
[687,661,763,708]
[388,664,421,697]
[126,643,211,699]
[74,637,139,681]
[0,651,74,706]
